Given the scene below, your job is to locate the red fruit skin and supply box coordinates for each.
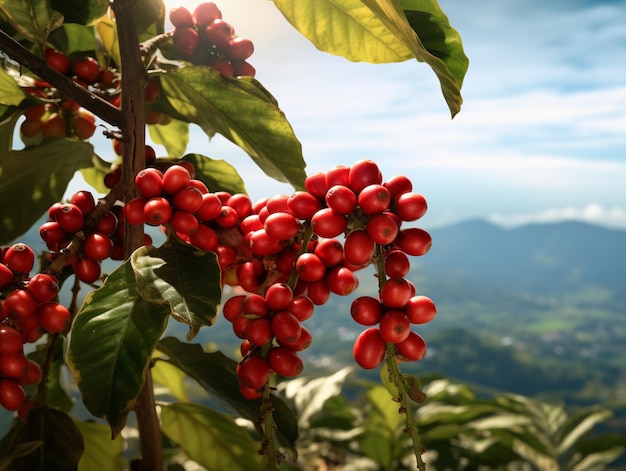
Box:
[287,191,322,220]
[123,197,147,225]
[380,277,412,309]
[232,61,256,77]
[44,48,71,75]
[353,328,386,369]
[173,27,200,55]
[296,253,326,283]
[236,355,270,390]
[264,212,301,240]
[70,190,96,214]
[306,280,330,306]
[3,289,38,320]
[325,266,357,296]
[383,175,413,198]
[366,212,399,245]
[135,168,164,198]
[348,159,382,194]
[188,224,218,251]
[55,204,84,233]
[226,37,254,61]
[379,310,411,343]
[265,283,293,312]
[83,233,113,261]
[73,257,101,284]
[344,229,375,266]
[358,184,391,215]
[3,244,35,274]
[277,326,312,351]
[162,165,191,195]
[271,311,302,345]
[38,302,71,333]
[244,318,272,347]
[143,197,173,226]
[168,210,199,235]
[287,296,314,322]
[196,193,223,221]
[311,208,348,238]
[0,327,23,355]
[194,2,222,26]
[242,293,270,317]
[314,238,344,268]
[226,194,253,219]
[395,331,427,361]
[0,354,28,379]
[395,192,428,222]
[405,295,437,324]
[384,250,411,278]
[304,172,328,200]
[27,273,59,303]
[0,378,25,411]
[203,19,234,50]
[395,228,432,256]
[0,264,14,290]
[325,165,350,188]
[268,347,303,377]
[73,57,101,84]
[173,186,203,213]
[350,296,383,326]
[169,6,195,28]
[325,185,357,215]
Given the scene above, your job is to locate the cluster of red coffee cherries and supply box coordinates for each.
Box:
[18,48,121,146]
[169,2,256,77]
[0,243,70,413]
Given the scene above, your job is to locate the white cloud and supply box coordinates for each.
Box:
[488,204,626,230]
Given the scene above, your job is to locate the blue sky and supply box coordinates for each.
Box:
[102,0,626,229]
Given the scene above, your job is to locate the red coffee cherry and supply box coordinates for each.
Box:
[271,311,302,345]
[276,326,312,351]
[287,296,314,322]
[358,184,391,215]
[264,283,293,312]
[394,228,432,256]
[83,233,113,261]
[70,190,96,214]
[44,48,71,75]
[314,238,344,268]
[264,212,301,240]
[173,27,200,55]
[405,295,437,324]
[350,296,383,326]
[344,229,375,266]
[311,208,347,238]
[168,210,199,235]
[242,293,270,318]
[268,347,303,377]
[248,229,282,256]
[287,191,322,220]
[215,206,239,228]
[304,172,328,200]
[222,294,245,322]
[232,60,256,78]
[135,168,164,198]
[366,212,399,245]
[3,243,35,274]
[0,353,28,379]
[306,280,330,306]
[236,355,270,390]
[73,256,101,284]
[42,113,66,138]
[353,328,386,369]
[173,186,204,213]
[27,273,59,303]
[188,224,218,251]
[395,331,427,361]
[0,327,23,355]
[194,2,222,27]
[73,56,101,84]
[169,6,195,28]
[325,165,350,188]
[395,192,427,222]
[3,289,38,320]
[123,197,147,225]
[379,310,411,343]
[244,318,272,347]
[325,185,357,215]
[55,203,84,233]
[226,37,254,61]
[384,250,411,278]
[226,194,253,219]
[0,378,25,411]
[203,19,233,50]
[163,165,191,195]
[37,302,71,333]
[380,277,412,309]
[22,359,42,386]
[383,175,413,199]
[325,266,357,296]
[295,253,326,282]
[348,159,382,194]
[143,197,173,226]
[71,109,96,140]
[196,193,223,221]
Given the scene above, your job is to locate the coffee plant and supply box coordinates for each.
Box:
[0,0,468,469]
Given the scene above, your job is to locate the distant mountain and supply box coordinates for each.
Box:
[414,219,626,298]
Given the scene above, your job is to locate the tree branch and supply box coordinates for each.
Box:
[0,29,124,129]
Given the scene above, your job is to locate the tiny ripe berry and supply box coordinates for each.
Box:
[358,184,391,215]
[3,243,35,274]
[38,302,71,333]
[226,194,253,219]
[135,168,164,198]
[168,210,199,235]
[83,233,113,261]
[73,56,101,84]
[353,328,386,369]
[232,61,256,78]
[325,185,357,215]
[27,273,59,303]
[73,257,101,284]
[0,378,25,411]
[242,293,270,317]
[383,175,413,199]
[172,186,204,213]
[162,165,191,195]
[143,197,173,226]
[203,19,234,51]
[380,277,413,309]
[366,212,399,245]
[287,191,322,220]
[3,289,38,320]
[405,295,437,324]
[311,208,347,238]
[348,159,382,194]
[395,192,428,222]
[344,229,375,266]
[395,331,427,362]
[384,250,411,278]
[236,355,270,390]
[0,264,15,290]
[306,280,330,306]
[70,190,96,214]
[314,238,344,268]
[325,165,350,188]
[379,310,411,343]
[264,212,301,240]
[215,206,239,228]
[287,296,314,322]
[188,224,218,251]
[295,253,326,283]
[0,354,29,379]
[169,6,195,28]
[222,295,245,322]
[277,325,312,351]
[0,327,24,355]
[44,48,71,75]
[350,296,383,326]
[226,37,254,61]
[55,203,84,233]
[244,317,272,347]
[264,283,293,312]
[173,27,200,55]
[271,310,302,345]
[304,172,328,200]
[325,266,358,296]
[394,228,432,256]
[194,1,222,27]
[268,347,303,377]
[124,197,147,225]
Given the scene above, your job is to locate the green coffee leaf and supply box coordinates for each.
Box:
[181,153,247,195]
[157,337,299,451]
[49,0,108,26]
[0,139,94,244]
[0,68,27,107]
[0,0,64,46]
[160,67,306,189]
[0,407,84,471]
[73,419,124,471]
[148,117,189,158]
[160,402,262,471]
[131,236,222,341]
[67,260,170,436]
[151,357,189,401]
